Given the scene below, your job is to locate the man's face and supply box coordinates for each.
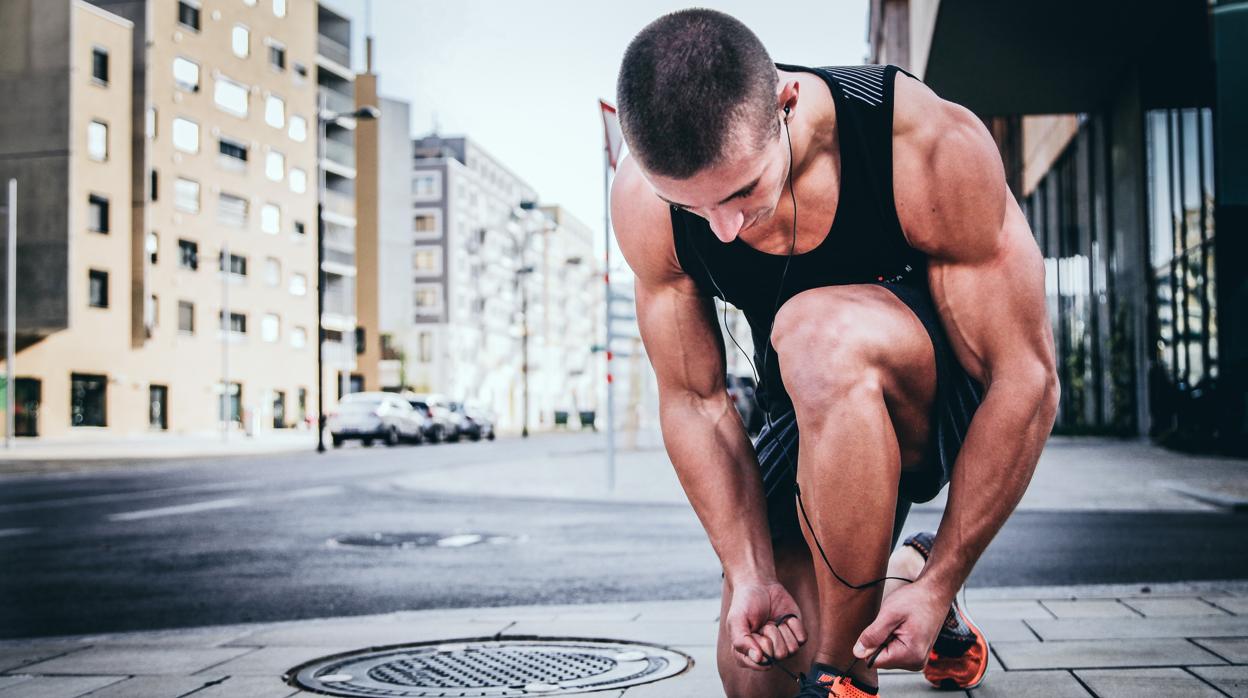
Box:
[643,118,789,243]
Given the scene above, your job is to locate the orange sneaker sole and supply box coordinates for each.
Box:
[924,600,990,690]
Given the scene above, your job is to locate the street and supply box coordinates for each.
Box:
[2,434,1246,640]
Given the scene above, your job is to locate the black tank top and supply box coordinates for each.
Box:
[671,63,925,417]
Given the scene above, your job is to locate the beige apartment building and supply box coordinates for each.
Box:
[0,0,322,438]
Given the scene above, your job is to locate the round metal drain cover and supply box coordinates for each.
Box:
[285,637,691,696]
[328,532,518,549]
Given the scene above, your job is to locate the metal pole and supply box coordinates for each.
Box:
[222,238,229,442]
[521,250,530,439]
[316,93,327,453]
[603,149,615,491]
[5,179,15,449]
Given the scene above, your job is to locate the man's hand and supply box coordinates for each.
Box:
[725,579,807,671]
[852,580,949,671]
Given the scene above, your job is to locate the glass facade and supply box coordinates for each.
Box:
[1145,108,1217,447]
[1021,108,1217,441]
[1022,115,1128,434]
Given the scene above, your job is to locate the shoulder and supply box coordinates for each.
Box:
[890,71,1007,263]
[610,154,689,287]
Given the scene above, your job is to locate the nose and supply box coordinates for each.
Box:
[707,208,745,242]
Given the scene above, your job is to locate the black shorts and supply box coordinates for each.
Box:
[753,281,985,545]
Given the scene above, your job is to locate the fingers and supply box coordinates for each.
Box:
[864,636,925,672]
[780,614,807,646]
[853,608,902,660]
[731,634,771,672]
[771,618,800,657]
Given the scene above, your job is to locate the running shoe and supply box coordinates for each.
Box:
[793,664,879,697]
[901,531,990,690]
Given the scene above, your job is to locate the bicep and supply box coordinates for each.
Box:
[929,193,1057,386]
[635,275,727,401]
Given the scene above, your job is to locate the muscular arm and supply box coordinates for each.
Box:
[894,78,1061,602]
[611,156,776,586]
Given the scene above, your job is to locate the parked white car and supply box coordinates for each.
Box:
[328,392,425,447]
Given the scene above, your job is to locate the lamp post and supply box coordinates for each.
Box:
[316,99,379,453]
[510,200,554,438]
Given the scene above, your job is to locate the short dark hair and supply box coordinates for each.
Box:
[616,8,779,179]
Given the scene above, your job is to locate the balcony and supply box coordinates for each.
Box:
[324,138,355,170]
[322,189,356,224]
[320,88,355,118]
[324,247,355,268]
[317,34,351,71]
[324,289,354,317]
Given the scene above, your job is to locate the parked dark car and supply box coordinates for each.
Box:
[726,374,763,436]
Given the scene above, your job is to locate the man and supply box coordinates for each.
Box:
[610,9,1059,698]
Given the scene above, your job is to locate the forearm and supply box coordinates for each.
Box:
[919,376,1058,599]
[659,391,776,585]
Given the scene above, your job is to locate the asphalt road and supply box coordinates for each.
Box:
[1,435,1245,639]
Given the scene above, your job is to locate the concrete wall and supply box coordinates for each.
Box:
[353,71,380,390]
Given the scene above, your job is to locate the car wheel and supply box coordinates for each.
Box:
[385,427,399,447]
[486,430,495,441]
[429,427,441,444]
[362,438,374,447]
[331,435,344,448]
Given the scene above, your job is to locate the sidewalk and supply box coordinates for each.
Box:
[0,430,317,469]
[2,581,1246,697]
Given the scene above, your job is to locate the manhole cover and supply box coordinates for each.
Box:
[285,637,691,696]
[328,532,518,549]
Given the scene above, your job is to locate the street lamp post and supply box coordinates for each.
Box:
[316,99,379,453]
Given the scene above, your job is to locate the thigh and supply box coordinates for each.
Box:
[716,534,819,698]
[770,283,937,471]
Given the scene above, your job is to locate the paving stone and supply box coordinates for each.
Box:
[959,600,1054,620]
[1210,597,1248,615]
[76,675,224,697]
[505,619,718,647]
[228,620,513,647]
[878,671,962,697]
[621,645,715,697]
[0,675,124,697]
[193,645,357,676]
[80,625,262,647]
[1028,615,1248,641]
[631,599,722,622]
[0,643,90,673]
[993,638,1224,670]
[1190,665,1248,698]
[975,618,1039,642]
[964,669,1090,696]
[1041,599,1140,619]
[17,646,254,676]
[1191,637,1248,663]
[1075,668,1224,697]
[180,675,302,697]
[1123,598,1231,618]
[0,677,30,691]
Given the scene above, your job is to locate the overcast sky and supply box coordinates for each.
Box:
[321,0,871,259]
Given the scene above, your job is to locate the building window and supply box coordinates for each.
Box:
[414,284,442,315]
[261,203,280,234]
[87,120,108,161]
[412,212,440,238]
[88,194,109,233]
[219,311,247,334]
[264,257,281,286]
[261,313,280,342]
[145,107,157,139]
[265,94,285,129]
[214,76,249,117]
[173,56,200,92]
[149,169,158,201]
[177,0,201,31]
[268,42,286,70]
[231,25,249,58]
[149,385,168,430]
[172,117,199,153]
[175,177,200,212]
[217,192,248,228]
[265,150,284,181]
[272,0,286,18]
[354,327,366,355]
[147,232,158,264]
[70,373,107,427]
[219,382,242,423]
[412,246,441,276]
[288,115,306,142]
[293,221,306,238]
[145,294,159,332]
[91,47,109,84]
[88,269,109,308]
[218,136,248,169]
[293,62,308,79]
[418,331,432,362]
[178,239,199,270]
[412,173,441,199]
[289,272,307,296]
[288,167,306,193]
[291,326,307,349]
[178,300,195,334]
[219,251,247,277]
